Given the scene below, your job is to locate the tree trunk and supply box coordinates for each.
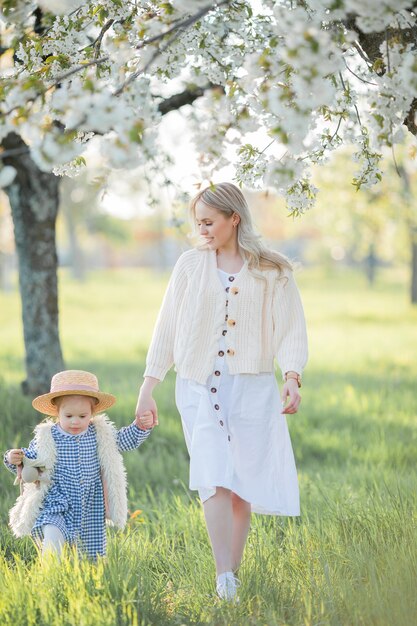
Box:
[411,228,417,305]
[0,252,14,291]
[396,165,417,305]
[62,200,85,281]
[3,133,64,395]
[365,243,377,287]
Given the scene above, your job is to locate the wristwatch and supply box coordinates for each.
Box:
[284,372,302,388]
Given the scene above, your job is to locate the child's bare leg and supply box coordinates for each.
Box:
[42,524,65,557]
[231,491,251,573]
[203,487,233,575]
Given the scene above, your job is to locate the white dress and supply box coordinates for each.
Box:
[175,268,300,516]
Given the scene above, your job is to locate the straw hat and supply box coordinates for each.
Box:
[32,370,116,416]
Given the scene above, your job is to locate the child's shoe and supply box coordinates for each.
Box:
[216,571,240,601]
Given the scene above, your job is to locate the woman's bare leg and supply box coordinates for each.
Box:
[203,487,252,576]
[203,487,233,575]
[231,492,251,572]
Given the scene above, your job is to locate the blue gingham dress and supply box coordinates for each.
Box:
[5,421,149,558]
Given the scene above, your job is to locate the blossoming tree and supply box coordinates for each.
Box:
[1,0,416,392]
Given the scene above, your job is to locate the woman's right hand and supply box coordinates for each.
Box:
[135,377,160,426]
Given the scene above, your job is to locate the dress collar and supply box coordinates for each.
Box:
[55,423,91,437]
[208,249,248,289]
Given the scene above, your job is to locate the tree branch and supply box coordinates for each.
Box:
[404,98,417,135]
[0,85,216,161]
[134,0,232,50]
[113,0,232,96]
[113,28,183,96]
[351,41,373,67]
[93,19,115,59]
[158,84,214,114]
[343,11,417,135]
[1,0,233,118]
[343,59,377,86]
[0,146,30,159]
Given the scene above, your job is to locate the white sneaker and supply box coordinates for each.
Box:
[216,571,240,601]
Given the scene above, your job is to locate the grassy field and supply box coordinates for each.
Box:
[0,266,416,626]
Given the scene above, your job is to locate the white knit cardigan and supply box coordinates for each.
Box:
[9,414,128,538]
[144,248,308,384]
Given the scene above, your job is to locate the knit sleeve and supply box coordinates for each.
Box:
[273,270,308,378]
[143,251,191,381]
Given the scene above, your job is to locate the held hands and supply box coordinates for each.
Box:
[7,449,24,465]
[281,378,301,414]
[135,410,155,431]
[135,377,159,429]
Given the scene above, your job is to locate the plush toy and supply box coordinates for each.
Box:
[14,456,48,492]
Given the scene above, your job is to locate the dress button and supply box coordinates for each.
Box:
[228,276,235,282]
[218,351,224,356]
[222,330,227,336]
[214,404,220,410]
[219,420,224,426]
[211,387,217,393]
[214,370,221,376]
[231,287,239,295]
[227,349,235,356]
[227,319,236,327]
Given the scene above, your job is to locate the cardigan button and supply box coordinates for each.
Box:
[219,420,224,426]
[228,435,231,441]
[211,387,217,393]
[214,404,220,410]
[227,349,235,356]
[214,370,221,376]
[222,330,227,336]
[228,276,235,282]
[218,351,224,356]
[227,319,236,327]
[225,287,230,293]
[225,314,228,321]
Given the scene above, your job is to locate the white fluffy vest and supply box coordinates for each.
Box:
[9,414,128,538]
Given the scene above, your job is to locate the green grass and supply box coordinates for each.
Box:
[0,266,416,625]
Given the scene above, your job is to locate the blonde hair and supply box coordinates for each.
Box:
[189,182,292,273]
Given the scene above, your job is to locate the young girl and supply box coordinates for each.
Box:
[136,182,308,600]
[4,369,155,559]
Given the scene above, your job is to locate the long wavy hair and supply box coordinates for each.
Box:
[189,182,292,273]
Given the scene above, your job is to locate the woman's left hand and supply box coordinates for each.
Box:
[281,379,301,414]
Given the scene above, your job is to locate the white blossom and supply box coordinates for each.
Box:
[0,165,17,188]
[1,0,417,213]
[37,0,88,15]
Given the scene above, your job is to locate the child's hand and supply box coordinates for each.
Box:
[135,410,155,431]
[7,449,24,465]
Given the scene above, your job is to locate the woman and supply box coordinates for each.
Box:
[136,182,308,600]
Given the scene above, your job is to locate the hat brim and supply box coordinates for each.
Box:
[32,390,116,417]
